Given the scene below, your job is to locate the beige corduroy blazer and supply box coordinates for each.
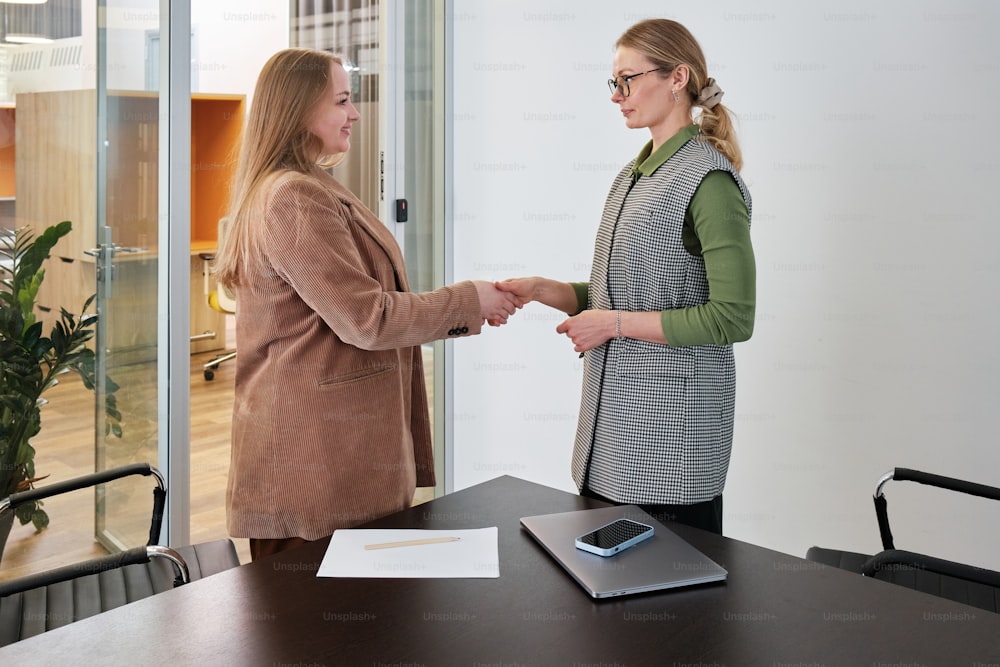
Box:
[226,169,481,540]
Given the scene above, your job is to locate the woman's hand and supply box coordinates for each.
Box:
[474,280,523,326]
[494,277,539,305]
[556,310,616,353]
[496,276,579,315]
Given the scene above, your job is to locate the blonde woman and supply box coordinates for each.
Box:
[216,48,520,560]
[500,19,755,534]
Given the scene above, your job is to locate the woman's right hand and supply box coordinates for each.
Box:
[494,277,540,304]
[474,280,523,326]
[496,276,579,315]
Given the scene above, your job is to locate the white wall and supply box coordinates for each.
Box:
[450,0,1000,568]
[191,1,288,98]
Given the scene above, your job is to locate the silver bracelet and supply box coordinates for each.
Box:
[615,310,622,338]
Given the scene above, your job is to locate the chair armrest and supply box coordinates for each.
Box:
[2,463,164,509]
[877,468,1000,501]
[873,467,1000,550]
[0,463,167,546]
[0,545,189,598]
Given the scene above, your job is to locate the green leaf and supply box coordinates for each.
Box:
[14,502,35,526]
[31,507,50,532]
[32,337,53,360]
[14,221,71,286]
[21,321,42,356]
[77,373,95,391]
[18,440,36,468]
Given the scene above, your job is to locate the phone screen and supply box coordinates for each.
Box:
[578,519,651,549]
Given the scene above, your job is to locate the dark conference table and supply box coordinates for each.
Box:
[3,476,998,665]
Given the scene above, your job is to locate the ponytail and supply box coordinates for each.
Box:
[697,102,742,171]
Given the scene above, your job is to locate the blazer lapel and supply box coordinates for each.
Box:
[320,171,410,291]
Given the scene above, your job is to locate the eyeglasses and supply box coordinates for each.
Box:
[607,67,668,97]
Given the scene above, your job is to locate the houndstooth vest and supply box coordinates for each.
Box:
[571,137,752,505]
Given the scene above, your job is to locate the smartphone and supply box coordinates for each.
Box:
[575,518,654,557]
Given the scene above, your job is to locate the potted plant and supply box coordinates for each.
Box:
[1,222,122,555]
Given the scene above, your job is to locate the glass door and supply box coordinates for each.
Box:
[385,0,447,496]
[291,1,446,496]
[291,0,381,213]
[93,0,164,552]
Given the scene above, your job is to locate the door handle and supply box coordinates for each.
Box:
[85,245,147,258]
[85,244,148,292]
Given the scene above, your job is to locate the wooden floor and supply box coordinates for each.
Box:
[1,345,437,582]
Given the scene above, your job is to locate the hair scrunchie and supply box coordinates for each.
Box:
[697,78,724,109]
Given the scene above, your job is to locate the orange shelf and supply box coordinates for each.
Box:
[0,107,15,198]
[191,94,244,247]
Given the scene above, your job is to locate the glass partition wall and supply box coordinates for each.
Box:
[93,0,168,552]
[291,0,381,213]
[292,0,447,498]
[400,1,447,497]
[0,0,173,567]
[0,0,445,578]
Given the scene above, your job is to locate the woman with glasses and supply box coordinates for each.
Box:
[215,48,521,561]
[498,19,754,535]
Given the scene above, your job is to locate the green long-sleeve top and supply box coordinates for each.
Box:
[571,125,755,346]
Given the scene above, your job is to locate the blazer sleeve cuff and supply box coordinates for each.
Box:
[441,280,483,338]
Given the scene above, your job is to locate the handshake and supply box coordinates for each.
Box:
[474,279,528,327]
[474,276,560,327]
[473,277,621,355]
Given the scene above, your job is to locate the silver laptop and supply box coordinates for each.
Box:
[520,504,727,599]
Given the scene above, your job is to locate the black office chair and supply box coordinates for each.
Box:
[0,463,240,646]
[806,467,1000,613]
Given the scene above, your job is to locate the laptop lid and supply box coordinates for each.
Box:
[520,504,727,599]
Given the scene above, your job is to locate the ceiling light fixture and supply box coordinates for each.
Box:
[5,33,52,43]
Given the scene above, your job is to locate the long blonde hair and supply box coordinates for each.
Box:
[617,19,742,170]
[215,48,344,287]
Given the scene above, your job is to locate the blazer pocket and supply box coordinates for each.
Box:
[319,364,395,387]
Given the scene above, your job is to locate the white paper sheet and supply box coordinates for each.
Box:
[317,527,500,578]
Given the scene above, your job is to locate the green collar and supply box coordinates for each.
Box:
[631,124,700,178]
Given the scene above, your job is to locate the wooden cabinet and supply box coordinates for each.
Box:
[15,90,95,322]
[14,89,244,354]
